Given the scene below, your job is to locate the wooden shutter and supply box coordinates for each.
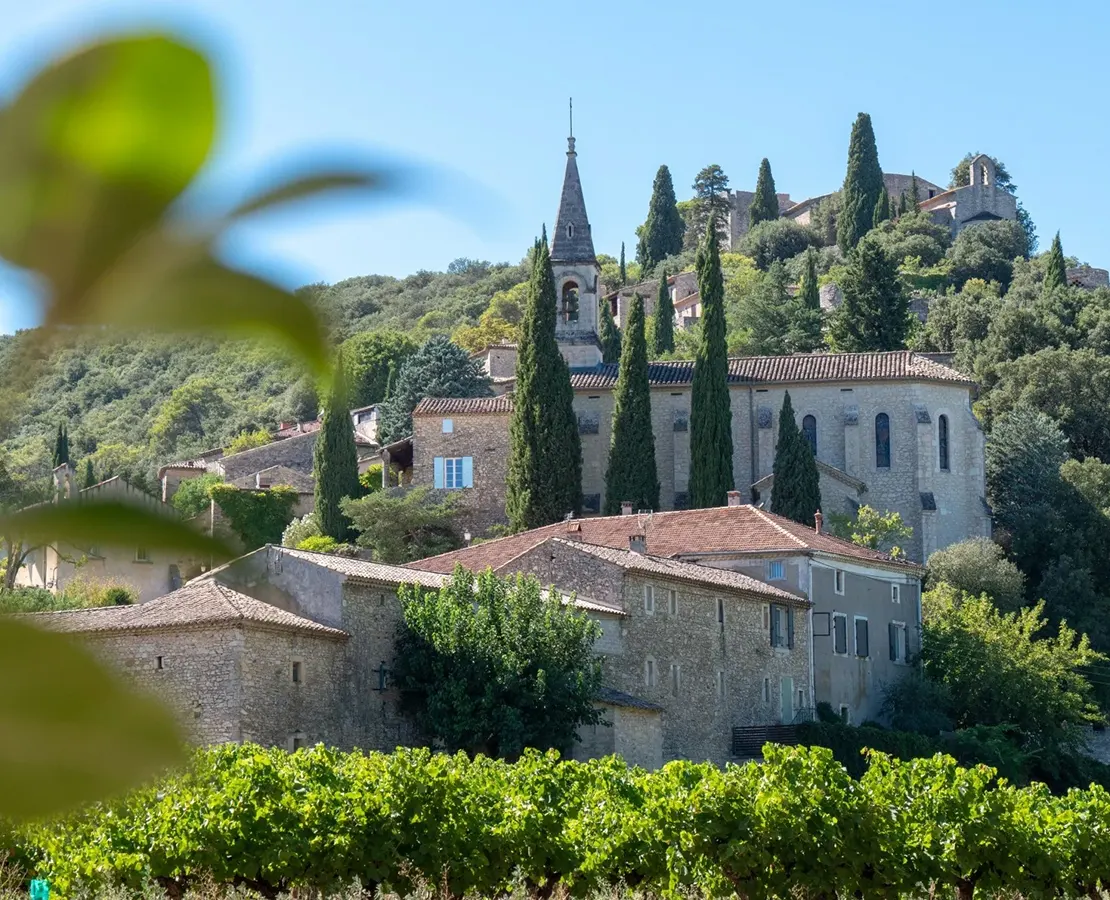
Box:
[462,457,474,488]
[787,608,795,649]
[433,457,445,488]
[889,622,897,661]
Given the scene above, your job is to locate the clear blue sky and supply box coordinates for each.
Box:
[0,0,1107,334]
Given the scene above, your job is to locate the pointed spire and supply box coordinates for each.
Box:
[551,110,596,265]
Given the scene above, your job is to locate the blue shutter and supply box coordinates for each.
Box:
[787,608,795,649]
[462,456,474,488]
[433,457,445,488]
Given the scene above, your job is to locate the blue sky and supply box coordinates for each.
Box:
[0,0,1107,334]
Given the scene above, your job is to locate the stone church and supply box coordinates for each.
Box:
[396,134,992,563]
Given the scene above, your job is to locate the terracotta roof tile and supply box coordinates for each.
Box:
[407,504,921,574]
[21,580,347,638]
[413,396,513,416]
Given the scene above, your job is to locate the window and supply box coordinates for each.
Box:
[938,414,950,471]
[717,670,726,699]
[768,560,785,581]
[670,664,681,696]
[561,282,580,323]
[434,456,473,489]
[889,621,908,664]
[797,688,805,708]
[567,223,574,238]
[292,661,302,684]
[770,604,795,649]
[135,547,149,563]
[442,418,454,434]
[834,569,845,595]
[839,704,851,724]
[716,597,725,626]
[644,658,656,688]
[802,415,817,456]
[832,613,848,655]
[643,584,655,614]
[891,584,901,604]
[875,413,891,468]
[668,589,678,615]
[291,735,306,752]
[155,656,164,671]
[763,677,771,703]
[854,616,870,658]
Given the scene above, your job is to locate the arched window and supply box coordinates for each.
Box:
[875,413,891,469]
[802,415,817,457]
[561,281,579,323]
[938,415,950,471]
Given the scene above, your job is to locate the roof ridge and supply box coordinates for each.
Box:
[749,507,811,549]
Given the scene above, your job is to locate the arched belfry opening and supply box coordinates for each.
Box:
[969,154,995,188]
[561,281,580,323]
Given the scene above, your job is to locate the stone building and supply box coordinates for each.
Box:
[916,155,1017,235]
[409,497,922,726]
[726,189,795,248]
[601,271,699,330]
[782,173,944,229]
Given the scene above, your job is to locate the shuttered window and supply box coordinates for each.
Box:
[854,617,870,658]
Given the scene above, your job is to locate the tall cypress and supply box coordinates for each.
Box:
[748,158,780,228]
[82,458,96,490]
[872,184,891,228]
[769,392,821,527]
[603,294,659,514]
[689,216,735,508]
[1044,231,1067,292]
[785,249,824,353]
[506,238,582,530]
[652,268,674,356]
[829,234,910,351]
[619,242,627,286]
[837,112,884,252]
[798,248,819,312]
[52,424,69,469]
[636,165,686,270]
[314,353,361,541]
[908,171,919,206]
[599,299,623,364]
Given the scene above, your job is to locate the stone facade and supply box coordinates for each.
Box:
[1067,266,1110,290]
[917,156,1017,235]
[726,190,794,249]
[572,701,663,771]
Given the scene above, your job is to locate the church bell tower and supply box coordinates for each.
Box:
[549,106,602,369]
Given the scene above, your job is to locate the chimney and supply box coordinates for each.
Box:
[52,463,74,502]
[463,530,472,547]
[621,500,633,516]
[727,490,742,507]
[629,534,647,554]
[814,509,824,533]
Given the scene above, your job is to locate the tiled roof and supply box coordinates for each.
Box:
[413,396,513,416]
[597,687,663,712]
[407,504,921,574]
[549,539,806,604]
[22,580,347,638]
[571,351,972,390]
[279,547,451,589]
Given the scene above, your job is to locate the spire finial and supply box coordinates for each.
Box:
[568,97,575,154]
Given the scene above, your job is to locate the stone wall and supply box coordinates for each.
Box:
[726,190,793,248]
[214,432,317,480]
[951,184,1017,233]
[572,704,663,770]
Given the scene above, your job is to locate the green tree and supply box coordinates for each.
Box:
[618,241,627,286]
[688,164,731,249]
[837,112,884,252]
[870,211,951,268]
[652,268,674,355]
[341,329,418,409]
[748,157,779,227]
[769,393,820,527]
[829,235,909,351]
[341,485,462,563]
[225,429,270,455]
[827,505,913,558]
[377,335,491,443]
[148,377,231,455]
[925,538,1026,613]
[391,566,603,759]
[797,247,819,312]
[736,261,792,355]
[505,239,582,530]
[209,484,298,551]
[872,183,891,228]
[81,458,95,490]
[599,299,622,364]
[313,353,361,542]
[170,472,223,519]
[946,220,1029,291]
[689,217,735,508]
[52,424,69,469]
[922,586,1102,742]
[636,164,686,271]
[740,218,818,271]
[1043,231,1067,292]
[603,294,659,514]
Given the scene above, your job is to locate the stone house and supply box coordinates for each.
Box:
[782,173,944,230]
[408,496,922,726]
[601,271,699,330]
[15,466,200,604]
[916,155,1017,235]
[726,189,795,248]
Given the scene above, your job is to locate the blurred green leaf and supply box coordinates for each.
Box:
[227,169,387,220]
[0,618,183,820]
[0,35,214,315]
[0,500,233,559]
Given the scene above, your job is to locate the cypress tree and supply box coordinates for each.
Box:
[829,234,910,351]
[898,191,909,216]
[636,165,686,270]
[603,293,659,514]
[748,158,780,228]
[837,112,884,252]
[506,238,582,530]
[619,242,627,286]
[599,299,623,364]
[785,249,824,354]
[689,216,735,508]
[52,424,70,469]
[653,268,674,356]
[908,171,919,206]
[872,184,891,228]
[1044,231,1067,292]
[314,353,361,542]
[798,248,819,312]
[769,392,821,527]
[82,458,96,489]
